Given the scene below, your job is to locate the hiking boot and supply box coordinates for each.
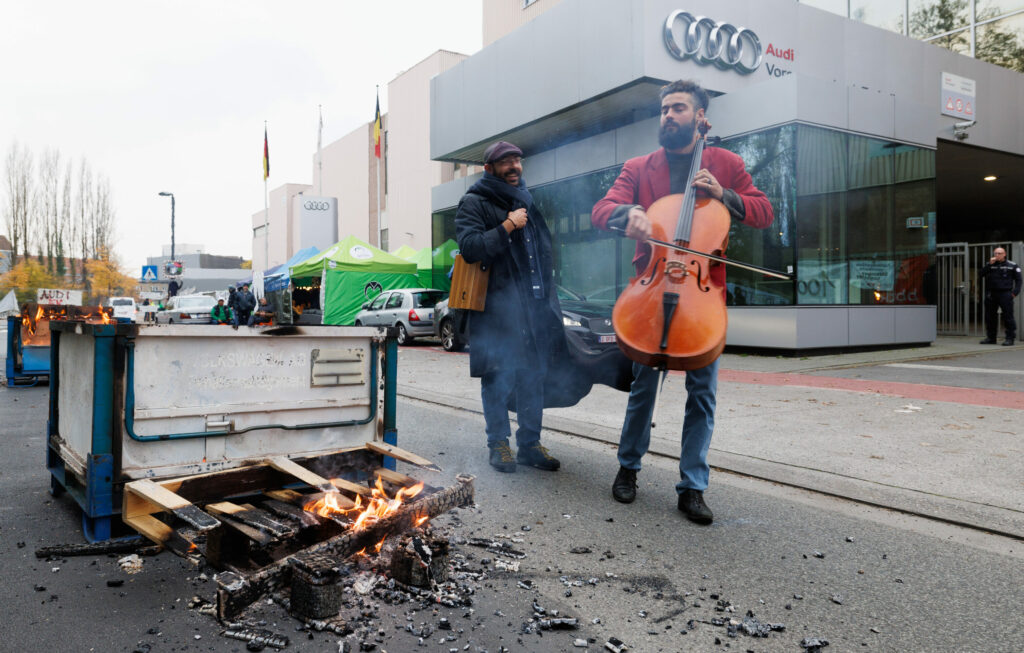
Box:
[678,489,713,525]
[612,467,638,503]
[979,338,997,344]
[1003,338,1015,346]
[516,443,560,471]
[488,440,516,473]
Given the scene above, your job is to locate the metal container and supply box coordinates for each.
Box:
[6,315,50,386]
[46,322,399,541]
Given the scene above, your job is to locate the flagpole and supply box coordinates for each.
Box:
[317,105,323,197]
[263,120,269,275]
[375,86,382,249]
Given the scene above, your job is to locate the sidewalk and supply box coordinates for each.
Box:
[398,336,1024,539]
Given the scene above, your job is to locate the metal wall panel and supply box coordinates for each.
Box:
[554,131,617,180]
[796,308,851,348]
[894,305,937,342]
[524,149,557,187]
[615,116,659,163]
[849,307,896,345]
[727,307,798,348]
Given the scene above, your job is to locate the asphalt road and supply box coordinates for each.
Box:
[2,383,1023,652]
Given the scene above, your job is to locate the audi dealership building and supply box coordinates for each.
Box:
[429,0,1024,349]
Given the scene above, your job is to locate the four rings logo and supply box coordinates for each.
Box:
[303,200,331,210]
[663,10,763,75]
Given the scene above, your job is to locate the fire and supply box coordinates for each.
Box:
[101,311,111,324]
[414,515,429,527]
[35,306,43,322]
[304,475,425,536]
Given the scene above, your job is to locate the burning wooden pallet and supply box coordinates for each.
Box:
[121,442,475,619]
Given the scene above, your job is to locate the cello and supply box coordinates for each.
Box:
[611,121,789,372]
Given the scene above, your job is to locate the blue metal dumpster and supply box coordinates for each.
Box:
[6,314,50,386]
[47,321,400,541]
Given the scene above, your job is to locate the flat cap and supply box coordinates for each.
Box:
[483,141,523,164]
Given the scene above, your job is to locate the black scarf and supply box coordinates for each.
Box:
[469,173,545,299]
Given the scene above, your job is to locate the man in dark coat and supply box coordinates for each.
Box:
[455,141,564,473]
[979,246,1021,345]
[233,284,256,327]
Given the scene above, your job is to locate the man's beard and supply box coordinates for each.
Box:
[659,119,696,150]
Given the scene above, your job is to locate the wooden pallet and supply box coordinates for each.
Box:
[122,443,437,557]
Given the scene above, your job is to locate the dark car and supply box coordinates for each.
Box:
[433,286,618,354]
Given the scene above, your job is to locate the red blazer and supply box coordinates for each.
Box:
[592,147,774,287]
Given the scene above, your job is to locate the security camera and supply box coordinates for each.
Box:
[954,120,976,130]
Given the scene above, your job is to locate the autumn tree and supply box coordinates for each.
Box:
[84,248,138,300]
[0,258,58,303]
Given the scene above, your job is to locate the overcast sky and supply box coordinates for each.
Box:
[2,0,482,272]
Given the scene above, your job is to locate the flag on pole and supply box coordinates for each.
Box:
[373,92,382,159]
[263,126,270,179]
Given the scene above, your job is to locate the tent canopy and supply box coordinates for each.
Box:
[265,246,320,292]
[290,235,417,278]
[390,245,418,260]
[430,238,460,291]
[394,246,435,288]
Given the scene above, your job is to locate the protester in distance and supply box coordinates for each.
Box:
[455,140,564,474]
[979,246,1021,346]
[248,295,276,326]
[209,298,233,325]
[591,79,775,525]
[233,283,256,328]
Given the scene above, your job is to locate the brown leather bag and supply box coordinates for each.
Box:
[448,254,489,311]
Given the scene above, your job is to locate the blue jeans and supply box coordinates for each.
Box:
[617,358,719,493]
[480,368,543,448]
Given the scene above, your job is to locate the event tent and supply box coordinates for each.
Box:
[265,246,320,292]
[290,235,418,325]
[393,246,433,288]
[431,239,459,291]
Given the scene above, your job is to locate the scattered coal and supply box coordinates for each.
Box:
[800,636,830,651]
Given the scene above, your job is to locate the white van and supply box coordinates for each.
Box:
[109,297,137,323]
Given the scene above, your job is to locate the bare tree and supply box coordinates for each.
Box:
[37,147,61,273]
[3,142,34,261]
[75,158,94,291]
[57,159,72,278]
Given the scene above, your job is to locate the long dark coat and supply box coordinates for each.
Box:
[454,185,563,380]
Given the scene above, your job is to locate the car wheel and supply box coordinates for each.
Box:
[396,323,409,345]
[440,318,464,352]
[354,320,362,326]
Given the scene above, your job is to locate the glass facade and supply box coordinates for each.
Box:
[433,124,936,308]
[801,0,1024,71]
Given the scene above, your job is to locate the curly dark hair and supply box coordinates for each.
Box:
[659,80,709,112]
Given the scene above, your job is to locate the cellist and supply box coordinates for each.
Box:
[591,80,774,524]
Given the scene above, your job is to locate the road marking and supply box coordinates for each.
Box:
[884,363,1024,376]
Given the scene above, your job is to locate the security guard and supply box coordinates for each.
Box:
[979,247,1022,346]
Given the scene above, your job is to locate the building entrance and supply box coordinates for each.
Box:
[936,240,1022,338]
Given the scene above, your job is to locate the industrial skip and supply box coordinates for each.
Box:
[46,321,475,619]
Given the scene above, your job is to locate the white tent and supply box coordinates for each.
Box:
[0,290,18,318]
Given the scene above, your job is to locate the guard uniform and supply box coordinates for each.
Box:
[981,258,1022,344]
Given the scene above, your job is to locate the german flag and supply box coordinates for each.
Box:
[263,126,270,179]
[373,93,382,159]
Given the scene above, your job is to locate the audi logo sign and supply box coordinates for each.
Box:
[303,200,331,210]
[663,10,764,75]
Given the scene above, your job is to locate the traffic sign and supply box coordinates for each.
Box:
[141,265,158,281]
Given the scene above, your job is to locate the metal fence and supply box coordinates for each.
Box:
[936,240,1022,339]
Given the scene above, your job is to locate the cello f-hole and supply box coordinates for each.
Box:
[640,257,666,286]
[691,259,711,293]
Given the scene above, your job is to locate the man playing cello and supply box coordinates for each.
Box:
[591,79,774,524]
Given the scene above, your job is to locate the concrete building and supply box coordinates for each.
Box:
[429,0,1024,350]
[146,244,249,294]
[251,51,472,269]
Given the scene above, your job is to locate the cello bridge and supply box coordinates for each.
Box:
[664,260,689,283]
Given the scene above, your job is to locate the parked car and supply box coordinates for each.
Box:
[155,295,216,324]
[108,296,137,323]
[353,288,446,345]
[433,286,619,354]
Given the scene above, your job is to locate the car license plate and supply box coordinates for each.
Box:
[599,334,616,343]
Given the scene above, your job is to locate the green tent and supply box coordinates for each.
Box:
[390,245,418,260]
[392,245,434,287]
[431,238,460,291]
[290,235,419,325]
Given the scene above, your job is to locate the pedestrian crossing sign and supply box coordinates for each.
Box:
[141,265,158,282]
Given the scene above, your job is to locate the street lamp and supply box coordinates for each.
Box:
[158,191,175,262]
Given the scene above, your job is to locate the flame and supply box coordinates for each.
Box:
[374,538,386,553]
[414,515,429,527]
[35,306,43,321]
[303,475,425,537]
[101,311,111,324]
[873,290,881,301]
